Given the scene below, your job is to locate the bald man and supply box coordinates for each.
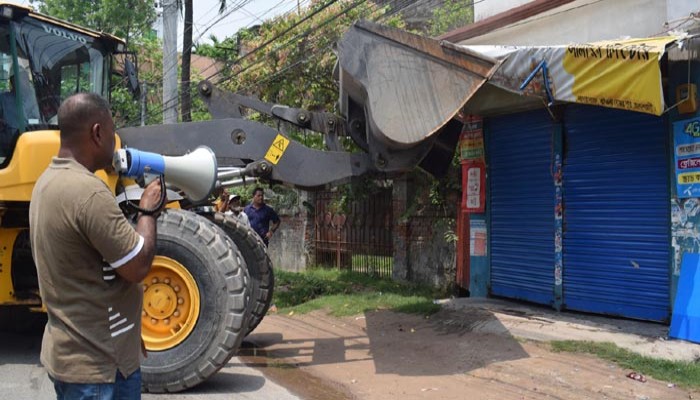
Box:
[29,93,163,399]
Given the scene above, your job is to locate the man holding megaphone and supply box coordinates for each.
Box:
[29,93,164,399]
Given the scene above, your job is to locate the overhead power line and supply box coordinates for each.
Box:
[203,0,342,81]
[137,0,485,125]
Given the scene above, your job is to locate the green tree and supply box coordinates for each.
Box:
[427,0,474,37]
[193,35,239,61]
[30,0,156,44]
[228,1,399,108]
[215,0,402,149]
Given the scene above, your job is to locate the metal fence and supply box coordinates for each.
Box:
[314,189,394,277]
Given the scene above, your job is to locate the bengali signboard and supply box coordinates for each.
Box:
[460,115,484,161]
[674,117,700,198]
[465,35,681,116]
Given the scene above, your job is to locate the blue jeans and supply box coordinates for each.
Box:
[50,369,141,400]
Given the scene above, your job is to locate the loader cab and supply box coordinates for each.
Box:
[0,3,124,166]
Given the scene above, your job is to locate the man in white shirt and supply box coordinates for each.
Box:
[225,194,250,226]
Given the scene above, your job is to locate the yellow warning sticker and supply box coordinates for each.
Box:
[264,134,290,165]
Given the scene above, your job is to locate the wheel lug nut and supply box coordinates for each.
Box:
[164,318,170,325]
[164,278,171,284]
[142,311,147,317]
[151,277,158,284]
[151,318,157,325]
[177,297,184,305]
[173,285,180,292]
[173,310,180,317]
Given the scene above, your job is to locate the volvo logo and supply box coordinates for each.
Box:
[41,23,87,44]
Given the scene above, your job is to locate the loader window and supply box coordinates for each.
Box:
[14,17,110,128]
[0,25,21,164]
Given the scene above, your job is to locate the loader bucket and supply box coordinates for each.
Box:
[337,21,499,176]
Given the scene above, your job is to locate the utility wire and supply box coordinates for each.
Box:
[141,0,405,123]
[203,0,342,81]
[162,0,314,94]
[137,0,477,124]
[233,0,487,91]
[202,0,380,83]
[214,0,368,86]
[222,0,419,91]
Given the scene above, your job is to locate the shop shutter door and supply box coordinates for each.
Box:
[487,110,555,305]
[563,105,669,321]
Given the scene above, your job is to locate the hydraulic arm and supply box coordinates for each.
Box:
[117,20,499,190]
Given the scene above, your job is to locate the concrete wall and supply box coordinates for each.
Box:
[462,0,674,45]
[473,0,531,22]
[392,176,457,289]
[265,180,458,290]
[266,189,313,272]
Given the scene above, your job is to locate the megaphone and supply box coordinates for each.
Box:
[113,146,218,203]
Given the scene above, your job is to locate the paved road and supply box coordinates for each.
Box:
[0,330,299,400]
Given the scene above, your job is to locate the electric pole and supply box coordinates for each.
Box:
[162,0,178,124]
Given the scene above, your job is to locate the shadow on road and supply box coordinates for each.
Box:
[367,308,530,375]
[172,370,266,394]
[240,307,530,377]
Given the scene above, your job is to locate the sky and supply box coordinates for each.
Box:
[184,0,303,48]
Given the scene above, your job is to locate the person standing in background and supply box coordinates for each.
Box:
[244,187,280,246]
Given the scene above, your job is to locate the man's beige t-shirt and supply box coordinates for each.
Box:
[29,158,144,383]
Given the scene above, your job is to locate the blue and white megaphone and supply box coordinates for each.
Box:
[113,146,218,203]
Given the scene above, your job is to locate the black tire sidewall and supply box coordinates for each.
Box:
[214,213,274,335]
[141,210,249,392]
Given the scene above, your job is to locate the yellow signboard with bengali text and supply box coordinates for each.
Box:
[562,37,678,115]
[472,35,681,116]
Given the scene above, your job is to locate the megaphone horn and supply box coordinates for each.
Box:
[114,146,218,203]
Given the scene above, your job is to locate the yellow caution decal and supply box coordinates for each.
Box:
[264,134,290,165]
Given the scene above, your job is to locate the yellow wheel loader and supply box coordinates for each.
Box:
[0,2,497,393]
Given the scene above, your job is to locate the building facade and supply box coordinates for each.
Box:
[446,0,700,322]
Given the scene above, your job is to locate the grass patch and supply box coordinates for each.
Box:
[272,268,445,317]
[550,340,700,388]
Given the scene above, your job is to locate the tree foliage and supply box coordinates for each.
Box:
[219,0,403,112]
[196,0,402,152]
[112,37,211,128]
[30,0,157,44]
[194,35,240,61]
[427,0,474,37]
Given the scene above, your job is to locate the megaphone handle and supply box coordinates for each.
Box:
[127,174,167,216]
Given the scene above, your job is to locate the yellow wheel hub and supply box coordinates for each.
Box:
[141,256,200,351]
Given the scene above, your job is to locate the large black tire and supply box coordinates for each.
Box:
[213,212,274,335]
[141,210,250,393]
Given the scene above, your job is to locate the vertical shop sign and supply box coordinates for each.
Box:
[461,115,486,213]
[674,117,700,198]
[462,160,486,212]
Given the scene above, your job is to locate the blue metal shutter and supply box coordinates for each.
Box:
[563,105,669,321]
[487,110,555,305]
